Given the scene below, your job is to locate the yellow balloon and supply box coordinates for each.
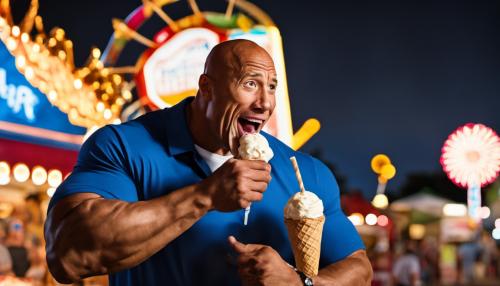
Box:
[371,154,391,174]
[381,164,396,180]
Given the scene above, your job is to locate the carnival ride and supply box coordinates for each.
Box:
[0,0,320,150]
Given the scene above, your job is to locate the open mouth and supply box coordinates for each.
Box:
[238,116,264,135]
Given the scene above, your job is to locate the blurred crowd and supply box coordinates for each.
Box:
[371,233,499,286]
[0,194,47,285]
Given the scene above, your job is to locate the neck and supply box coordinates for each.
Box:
[187,96,229,155]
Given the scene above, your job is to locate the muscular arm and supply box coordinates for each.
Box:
[45,159,271,284]
[314,249,373,286]
[45,184,211,283]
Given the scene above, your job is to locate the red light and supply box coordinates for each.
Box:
[377,215,389,227]
[155,31,169,43]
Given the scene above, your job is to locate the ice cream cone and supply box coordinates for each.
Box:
[285,216,325,277]
[238,133,273,225]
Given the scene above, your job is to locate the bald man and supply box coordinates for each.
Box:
[45,40,372,286]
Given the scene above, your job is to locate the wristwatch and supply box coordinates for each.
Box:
[297,271,314,286]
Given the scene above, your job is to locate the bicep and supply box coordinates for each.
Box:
[48,193,103,226]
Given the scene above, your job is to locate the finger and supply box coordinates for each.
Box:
[229,236,248,254]
[229,236,263,254]
[242,169,272,183]
[239,160,271,172]
[236,178,268,194]
[237,198,251,209]
[248,181,269,193]
[241,190,264,203]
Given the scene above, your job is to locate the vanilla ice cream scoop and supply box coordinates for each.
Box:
[238,133,274,162]
[284,191,324,220]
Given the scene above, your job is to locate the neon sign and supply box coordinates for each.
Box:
[0,68,38,122]
[0,41,85,149]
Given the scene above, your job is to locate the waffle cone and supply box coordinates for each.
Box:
[285,216,325,277]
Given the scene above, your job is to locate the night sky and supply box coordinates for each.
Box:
[12,0,500,198]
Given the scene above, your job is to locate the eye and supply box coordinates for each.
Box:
[243,80,257,88]
[269,84,276,91]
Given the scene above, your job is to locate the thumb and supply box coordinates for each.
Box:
[228,236,248,254]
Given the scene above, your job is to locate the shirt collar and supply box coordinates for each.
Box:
[164,97,196,156]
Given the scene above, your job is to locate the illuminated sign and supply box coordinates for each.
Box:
[0,68,38,122]
[143,27,221,108]
[0,42,85,149]
[137,26,293,145]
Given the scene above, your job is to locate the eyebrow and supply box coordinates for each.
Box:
[244,72,278,85]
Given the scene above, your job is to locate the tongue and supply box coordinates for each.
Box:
[241,122,256,133]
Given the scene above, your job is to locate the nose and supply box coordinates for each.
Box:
[252,88,274,113]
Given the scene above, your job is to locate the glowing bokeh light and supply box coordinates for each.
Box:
[377,215,389,227]
[492,228,500,240]
[365,213,377,226]
[409,224,426,240]
[47,169,63,187]
[13,163,30,182]
[443,204,467,217]
[32,166,47,185]
[0,162,10,185]
[348,213,364,226]
[480,206,491,219]
[372,194,389,209]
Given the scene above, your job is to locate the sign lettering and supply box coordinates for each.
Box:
[0,68,38,122]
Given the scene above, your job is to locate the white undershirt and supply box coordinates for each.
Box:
[194,144,233,172]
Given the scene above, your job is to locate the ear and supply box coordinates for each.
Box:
[198,74,212,99]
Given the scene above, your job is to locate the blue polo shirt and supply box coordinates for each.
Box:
[49,98,364,286]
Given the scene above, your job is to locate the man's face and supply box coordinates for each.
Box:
[204,49,277,155]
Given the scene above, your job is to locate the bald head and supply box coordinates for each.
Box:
[189,39,277,155]
[204,39,275,80]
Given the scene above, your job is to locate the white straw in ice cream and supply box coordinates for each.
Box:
[290,156,305,194]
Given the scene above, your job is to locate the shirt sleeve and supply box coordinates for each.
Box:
[48,125,138,211]
[311,158,365,266]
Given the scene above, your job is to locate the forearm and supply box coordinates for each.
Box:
[312,250,373,286]
[45,184,212,282]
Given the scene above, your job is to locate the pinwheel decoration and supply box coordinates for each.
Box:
[441,123,500,220]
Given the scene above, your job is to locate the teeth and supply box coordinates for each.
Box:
[244,118,263,124]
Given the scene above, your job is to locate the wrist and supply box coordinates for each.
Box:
[288,264,313,286]
[311,275,324,286]
[296,271,314,286]
[192,183,214,213]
